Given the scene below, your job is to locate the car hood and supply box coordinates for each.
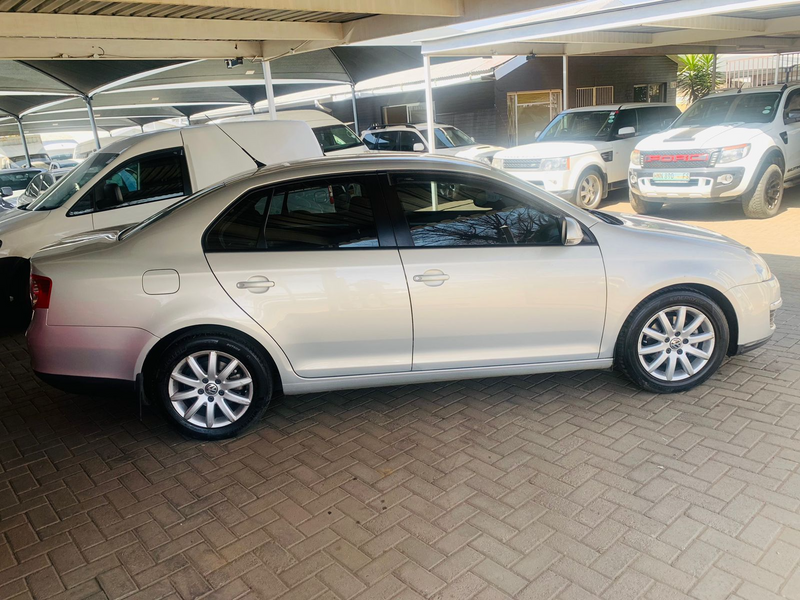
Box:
[496,141,604,159]
[637,125,763,150]
[0,206,48,228]
[609,212,745,247]
[453,144,505,161]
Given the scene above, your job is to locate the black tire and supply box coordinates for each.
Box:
[153,331,273,440]
[629,190,663,215]
[743,163,783,219]
[615,290,729,393]
[572,169,604,209]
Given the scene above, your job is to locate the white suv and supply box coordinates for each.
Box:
[493,104,681,209]
[361,123,504,162]
[629,84,800,218]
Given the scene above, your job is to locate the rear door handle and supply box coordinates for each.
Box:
[413,269,450,287]
[236,276,275,294]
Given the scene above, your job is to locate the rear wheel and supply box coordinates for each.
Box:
[743,163,783,219]
[629,190,663,215]
[154,332,272,440]
[616,290,729,393]
[572,170,604,209]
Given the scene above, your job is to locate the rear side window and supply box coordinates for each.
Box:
[362,130,422,151]
[205,175,382,252]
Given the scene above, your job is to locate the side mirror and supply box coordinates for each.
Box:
[561,216,584,246]
[0,186,12,198]
[617,126,636,139]
[412,142,425,152]
[787,109,800,122]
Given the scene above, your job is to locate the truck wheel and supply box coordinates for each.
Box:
[629,191,662,215]
[572,170,603,209]
[743,164,783,219]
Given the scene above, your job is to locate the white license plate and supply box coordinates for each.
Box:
[653,172,690,182]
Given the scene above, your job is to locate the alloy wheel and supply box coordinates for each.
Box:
[168,350,254,429]
[637,305,716,382]
[766,171,783,209]
[578,173,602,208]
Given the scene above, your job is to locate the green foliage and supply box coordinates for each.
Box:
[677,55,723,104]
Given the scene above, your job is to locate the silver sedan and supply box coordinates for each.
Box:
[27,155,781,439]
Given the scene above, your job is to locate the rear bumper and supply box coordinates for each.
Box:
[27,309,157,382]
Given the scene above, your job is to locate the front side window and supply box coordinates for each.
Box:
[433,127,474,149]
[673,92,781,127]
[392,175,563,247]
[539,110,618,142]
[784,89,800,124]
[25,152,117,211]
[93,150,186,213]
[205,176,381,252]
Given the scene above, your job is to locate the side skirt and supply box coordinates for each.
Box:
[282,359,614,395]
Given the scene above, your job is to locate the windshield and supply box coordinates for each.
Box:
[313,124,364,153]
[119,185,222,241]
[0,170,39,191]
[23,152,117,211]
[672,92,781,128]
[433,127,475,148]
[539,111,616,141]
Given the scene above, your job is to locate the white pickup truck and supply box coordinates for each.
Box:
[629,84,800,218]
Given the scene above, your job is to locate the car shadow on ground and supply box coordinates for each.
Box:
[601,185,800,223]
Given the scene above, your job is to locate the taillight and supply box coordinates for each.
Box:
[30,275,52,309]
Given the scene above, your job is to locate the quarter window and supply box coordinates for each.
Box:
[205,176,381,252]
[392,176,563,247]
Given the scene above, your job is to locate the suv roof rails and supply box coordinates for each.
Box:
[366,123,420,131]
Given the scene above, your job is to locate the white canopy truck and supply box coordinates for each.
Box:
[0,120,323,324]
[629,84,800,218]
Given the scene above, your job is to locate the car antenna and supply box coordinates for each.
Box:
[737,86,743,93]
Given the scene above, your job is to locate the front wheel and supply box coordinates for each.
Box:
[572,170,604,209]
[616,291,729,393]
[154,332,273,440]
[629,191,662,215]
[743,163,783,219]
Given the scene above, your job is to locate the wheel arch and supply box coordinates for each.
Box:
[617,283,739,357]
[140,324,284,398]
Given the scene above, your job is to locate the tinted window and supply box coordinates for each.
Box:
[673,92,780,127]
[206,176,381,252]
[393,176,562,247]
[539,111,616,142]
[433,127,474,148]
[636,107,667,135]
[30,152,117,212]
[96,150,185,212]
[611,109,637,136]
[784,89,800,123]
[362,130,422,151]
[0,170,39,191]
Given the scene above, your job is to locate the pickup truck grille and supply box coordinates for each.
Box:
[500,158,542,169]
[639,150,717,169]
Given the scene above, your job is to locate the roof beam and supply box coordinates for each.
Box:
[88,0,464,17]
[420,0,794,54]
[655,16,766,32]
[0,38,262,60]
[0,13,343,41]
[535,31,652,44]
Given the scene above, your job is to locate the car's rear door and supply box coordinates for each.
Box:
[205,173,413,378]
[385,171,607,370]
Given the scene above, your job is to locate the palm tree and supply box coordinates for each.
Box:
[677,55,722,104]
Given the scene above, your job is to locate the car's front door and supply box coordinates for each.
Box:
[782,89,800,181]
[386,173,606,370]
[606,109,640,184]
[74,149,190,230]
[205,174,413,378]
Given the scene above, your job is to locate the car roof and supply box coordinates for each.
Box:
[704,83,800,98]
[563,103,675,113]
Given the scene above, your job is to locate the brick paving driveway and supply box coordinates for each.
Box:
[1,190,800,600]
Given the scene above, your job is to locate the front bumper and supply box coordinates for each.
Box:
[630,167,748,201]
[729,277,781,354]
[27,308,157,382]
[504,169,572,194]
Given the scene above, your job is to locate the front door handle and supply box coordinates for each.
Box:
[413,269,450,287]
[236,276,275,294]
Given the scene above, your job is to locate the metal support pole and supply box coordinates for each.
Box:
[84,96,101,151]
[423,54,435,154]
[262,60,276,120]
[775,53,782,85]
[350,83,359,134]
[711,52,718,93]
[562,55,569,111]
[16,118,31,168]
[249,104,256,115]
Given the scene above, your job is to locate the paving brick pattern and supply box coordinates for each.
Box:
[2,207,800,599]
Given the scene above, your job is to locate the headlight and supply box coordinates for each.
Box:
[746,247,771,281]
[630,149,640,165]
[491,158,502,168]
[718,144,750,164]
[540,157,569,171]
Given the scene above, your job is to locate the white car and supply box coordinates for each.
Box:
[362,123,504,162]
[493,103,681,209]
[27,155,780,440]
[0,120,323,324]
[629,84,800,218]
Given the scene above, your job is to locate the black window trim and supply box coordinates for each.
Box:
[202,172,397,253]
[66,147,191,217]
[381,170,596,249]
